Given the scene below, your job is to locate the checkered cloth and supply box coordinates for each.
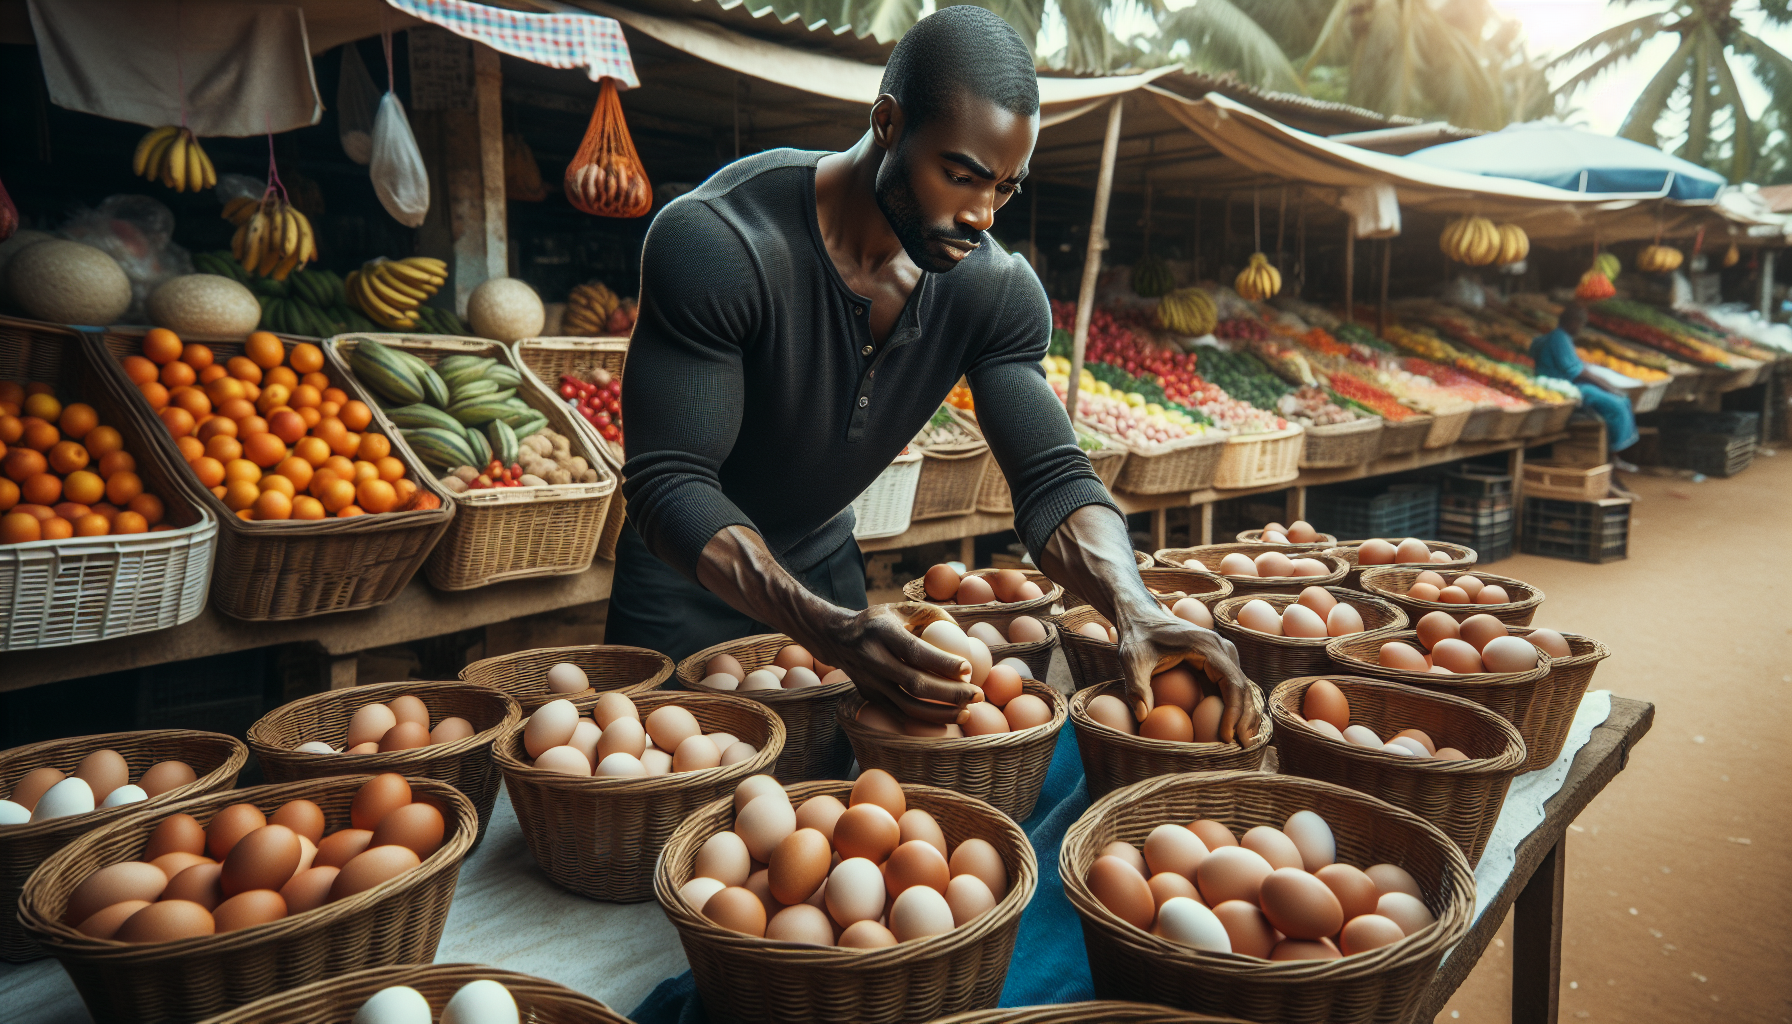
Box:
[385,0,638,87]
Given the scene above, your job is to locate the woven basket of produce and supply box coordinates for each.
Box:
[1513,403,1550,439]
[654,778,1037,1024]
[1068,681,1269,800]
[1323,540,1477,591]
[17,775,477,1023]
[1484,404,1529,441]
[194,963,631,1024]
[909,408,991,522]
[1358,567,1544,627]
[1111,432,1227,495]
[1419,406,1472,450]
[1453,405,1497,443]
[495,690,785,901]
[1375,413,1432,456]
[326,335,616,590]
[933,1004,1252,1023]
[1060,771,1474,1023]
[1235,528,1338,548]
[903,567,1063,632]
[460,643,674,713]
[1269,676,1527,865]
[1538,398,1577,436]
[838,679,1066,821]
[1053,574,1233,692]
[1157,545,1347,597]
[1503,626,1608,771]
[1211,426,1303,490]
[1212,588,1407,692]
[1135,549,1155,569]
[89,328,453,621]
[0,317,217,650]
[677,634,856,782]
[0,730,247,962]
[1299,418,1382,469]
[511,336,629,558]
[975,429,1125,513]
[247,680,521,842]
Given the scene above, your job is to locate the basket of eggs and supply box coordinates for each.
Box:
[193,963,632,1024]
[1211,586,1406,690]
[1068,665,1271,800]
[460,644,674,714]
[654,772,1036,1024]
[1269,676,1527,865]
[0,731,247,962]
[247,681,521,842]
[1154,545,1347,597]
[905,565,1062,631]
[1061,771,1474,1023]
[678,635,858,782]
[1233,520,1336,548]
[933,1003,1253,1023]
[1321,538,1476,591]
[1358,566,1545,627]
[1055,570,1232,692]
[1,316,218,650]
[494,689,785,901]
[16,773,477,1023]
[837,618,1066,821]
[89,328,453,620]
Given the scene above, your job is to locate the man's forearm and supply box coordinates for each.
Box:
[695,525,841,640]
[1038,505,1161,629]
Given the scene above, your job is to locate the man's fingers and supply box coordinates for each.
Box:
[1219,699,1242,745]
[880,683,969,724]
[900,670,983,707]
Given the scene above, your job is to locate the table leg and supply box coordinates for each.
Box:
[959,536,976,569]
[1509,445,1527,541]
[1152,509,1167,552]
[1511,836,1565,1023]
[1199,503,1213,546]
[1284,486,1306,524]
[328,653,359,690]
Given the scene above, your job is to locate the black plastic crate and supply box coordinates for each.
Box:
[1307,483,1438,540]
[1438,495,1513,564]
[1656,434,1756,478]
[1641,410,1761,439]
[1521,497,1631,564]
[1441,470,1513,499]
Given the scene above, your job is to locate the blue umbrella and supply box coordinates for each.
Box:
[1404,124,1727,201]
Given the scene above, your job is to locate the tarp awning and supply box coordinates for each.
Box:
[1404,124,1727,201]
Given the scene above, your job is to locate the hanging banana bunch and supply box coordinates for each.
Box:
[1439,216,1501,266]
[1636,244,1684,274]
[345,257,447,330]
[133,126,217,193]
[1493,224,1530,265]
[1234,252,1282,301]
[1723,243,1740,268]
[227,192,317,281]
[1156,287,1217,336]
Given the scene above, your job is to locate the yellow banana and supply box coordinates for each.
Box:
[270,248,301,281]
[294,210,315,264]
[166,132,189,190]
[356,273,408,322]
[373,265,429,301]
[381,261,437,286]
[185,139,203,194]
[230,220,248,262]
[133,126,179,177]
[223,197,255,224]
[367,269,422,309]
[401,257,447,275]
[144,132,179,186]
[196,143,216,190]
[281,208,300,257]
[243,209,268,272]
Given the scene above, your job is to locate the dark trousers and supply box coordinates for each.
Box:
[604,521,869,664]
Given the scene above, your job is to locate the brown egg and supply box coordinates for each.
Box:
[329,845,421,902]
[955,575,995,604]
[1271,936,1341,961]
[314,828,375,869]
[64,861,169,924]
[833,803,900,863]
[765,903,834,945]
[1088,855,1155,930]
[1191,696,1224,743]
[1296,586,1337,618]
[963,701,1010,736]
[1436,586,1471,604]
[1431,638,1485,674]
[948,837,1008,899]
[923,563,961,601]
[116,900,215,943]
[839,919,898,948]
[768,828,831,905]
[72,749,130,803]
[1458,614,1509,652]
[1150,667,1201,713]
[1086,694,1136,735]
[270,800,326,844]
[295,835,317,874]
[1315,863,1381,920]
[1301,680,1350,732]
[1434,747,1469,761]
[279,866,340,914]
[897,808,947,856]
[1451,574,1483,597]
[1286,520,1317,543]
[736,793,798,862]
[138,760,197,797]
[1341,913,1406,955]
[1290,558,1330,577]
[1394,538,1431,563]
[884,839,950,896]
[1356,539,1396,565]
[597,717,646,761]
[1008,615,1048,643]
[525,700,580,758]
[378,721,430,752]
[1376,891,1436,935]
[1526,628,1572,659]
[430,716,475,745]
[1218,552,1258,576]
[1196,846,1273,906]
[1366,863,1423,899]
[1235,599,1282,636]
[161,863,224,910]
[143,813,207,860]
[1188,820,1238,851]
[1407,582,1441,602]
[946,873,997,926]
[850,769,907,818]
[645,706,702,754]
[704,886,768,936]
[221,825,301,897]
[150,851,213,879]
[1212,899,1278,958]
[76,899,152,939]
[1170,597,1213,628]
[9,767,67,812]
[1474,584,1510,605]
[350,773,412,831]
[1100,841,1147,875]
[387,695,429,728]
[205,804,267,860]
[213,889,288,933]
[1240,827,1303,871]
[347,742,380,755]
[982,666,1025,708]
[369,802,446,860]
[1148,871,1202,909]
[1075,620,1111,641]
[794,795,846,845]
[1378,642,1430,672]
[1139,705,1194,743]
[1003,694,1052,731]
[1392,729,1436,755]
[1259,867,1344,939]
[733,775,787,813]
[984,569,1023,603]
[1253,551,1295,577]
[1415,611,1461,651]
[773,644,813,671]
[346,704,398,748]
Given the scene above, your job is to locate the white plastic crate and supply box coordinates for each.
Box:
[850,449,923,540]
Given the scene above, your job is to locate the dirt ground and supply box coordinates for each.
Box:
[1435,448,1792,1022]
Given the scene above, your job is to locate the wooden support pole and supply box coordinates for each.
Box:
[1065,98,1125,423]
[1344,222,1355,324]
[1379,239,1391,337]
[1762,249,1777,319]
[1512,838,1566,1023]
[1200,502,1214,545]
[445,43,506,313]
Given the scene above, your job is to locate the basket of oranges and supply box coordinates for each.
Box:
[88,326,453,621]
[0,315,217,650]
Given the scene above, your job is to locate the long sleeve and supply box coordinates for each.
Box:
[1529,329,1584,381]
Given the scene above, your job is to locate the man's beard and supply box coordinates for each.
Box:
[874,147,978,274]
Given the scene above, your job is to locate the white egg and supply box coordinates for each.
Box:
[595,753,647,777]
[441,979,519,1024]
[964,637,993,687]
[30,777,94,822]
[701,672,740,691]
[0,800,29,824]
[641,749,673,775]
[1342,725,1383,748]
[920,620,974,669]
[721,741,758,765]
[1153,897,1232,952]
[782,666,822,689]
[680,876,728,910]
[889,885,956,942]
[1170,597,1213,628]
[967,621,1007,648]
[1381,742,1418,756]
[100,785,147,809]
[1377,891,1436,935]
[352,985,432,1024]
[1306,719,1345,742]
[1388,736,1431,758]
[1282,810,1336,872]
[546,662,589,693]
[295,741,336,754]
[996,657,1034,680]
[824,857,887,927]
[741,669,783,691]
[1236,600,1282,636]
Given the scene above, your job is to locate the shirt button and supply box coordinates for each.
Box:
[861,345,873,356]
[854,306,864,316]
[858,396,869,408]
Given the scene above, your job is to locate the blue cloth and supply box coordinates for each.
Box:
[1529,328,1585,382]
[1530,329,1637,453]
[629,726,1100,1023]
[1404,125,1726,201]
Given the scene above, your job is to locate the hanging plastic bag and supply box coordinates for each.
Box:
[565,79,652,218]
[371,91,429,227]
[59,195,192,322]
[337,43,379,165]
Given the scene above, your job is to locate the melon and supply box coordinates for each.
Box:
[6,239,131,325]
[467,277,545,343]
[0,229,55,307]
[147,274,262,336]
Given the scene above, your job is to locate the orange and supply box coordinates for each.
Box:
[252,490,292,520]
[85,426,123,459]
[235,509,254,521]
[336,504,365,518]
[258,473,295,499]
[128,493,164,524]
[176,435,205,462]
[308,468,339,496]
[191,456,225,489]
[205,377,247,404]
[257,383,291,414]
[246,331,285,369]
[48,440,89,474]
[23,393,61,422]
[24,383,52,396]
[91,502,119,523]
[238,415,269,437]
[122,355,159,385]
[59,403,98,439]
[339,400,373,431]
[204,435,242,463]
[289,342,324,374]
[22,420,59,452]
[172,387,211,418]
[196,416,238,442]
[112,510,148,534]
[62,470,104,505]
[317,400,340,419]
[222,480,259,511]
[73,513,110,536]
[322,455,356,481]
[198,363,228,385]
[53,502,90,521]
[181,343,215,370]
[316,475,356,512]
[267,410,306,444]
[159,360,196,389]
[224,459,262,485]
[243,433,287,468]
[97,450,135,478]
[142,328,183,365]
[0,415,20,444]
[290,384,321,409]
[356,478,397,514]
[291,495,326,520]
[330,430,361,459]
[297,406,321,428]
[1,511,41,544]
[241,381,261,402]
[300,372,330,392]
[217,398,256,422]
[14,503,53,521]
[376,456,406,482]
[159,406,195,438]
[41,516,73,540]
[391,478,417,508]
[106,472,143,506]
[227,356,263,383]
[265,365,298,390]
[322,387,348,407]
[211,485,228,500]
[294,436,330,466]
[22,473,61,505]
[4,448,48,482]
[352,460,379,484]
[312,417,347,450]
[0,478,16,512]
[0,381,19,405]
[138,381,170,410]
[275,456,314,491]
[356,433,391,461]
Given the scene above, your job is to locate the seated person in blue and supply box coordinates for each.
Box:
[1530,303,1639,486]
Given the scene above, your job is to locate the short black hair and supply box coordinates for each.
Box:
[879,7,1039,129]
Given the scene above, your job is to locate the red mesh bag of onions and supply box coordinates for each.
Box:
[564,78,652,218]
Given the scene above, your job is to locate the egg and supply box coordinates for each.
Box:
[1008,615,1049,643]
[1428,550,1453,563]
[644,749,677,774]
[1306,718,1344,741]
[1271,937,1342,961]
[1188,820,1238,850]
[1196,846,1274,906]
[1148,871,1201,909]
[735,792,798,862]
[262,801,325,846]
[314,829,374,869]
[1218,552,1257,576]
[695,830,753,887]
[1485,634,1542,672]
[8,767,67,812]
[700,672,740,692]
[774,644,814,670]
[279,864,337,914]
[1407,582,1441,602]
[945,872,997,926]
[1282,811,1336,871]
[75,899,151,939]
[1288,521,1319,542]
[597,717,646,760]
[982,665,1025,707]
[923,563,961,600]
[1004,694,1053,731]
[1253,551,1295,577]
[1301,680,1350,731]
[988,569,1028,603]
[1438,585,1472,604]
[1263,522,1287,535]
[346,704,399,748]
[564,720,601,767]
[1213,899,1278,958]
[221,824,301,897]
[1387,737,1430,757]
[1458,614,1509,652]
[792,795,846,845]
[151,851,212,878]
[1435,747,1469,761]
[546,662,589,693]
[1357,539,1397,565]
[1259,868,1345,939]
[350,774,412,831]
[769,828,832,904]
[1391,728,1436,755]
[1016,580,1044,601]
[967,621,1007,648]
[1394,538,1431,563]
[117,900,215,943]
[1378,642,1429,671]
[850,768,907,818]
[347,743,380,755]
[733,775,786,813]
[669,735,718,772]
[1086,694,1136,735]
[1343,724,1383,748]
[1339,913,1406,956]
[72,749,130,803]
[1261,530,1289,544]
[1188,694,1224,743]
[378,721,430,752]
[1415,611,1461,651]
[163,862,225,908]
[832,803,899,863]
[955,575,996,604]
[1281,603,1328,639]
[645,706,702,753]
[330,845,421,901]
[1241,826,1303,871]
[1169,597,1213,628]
[949,838,1008,899]
[1309,863,1378,920]
[213,889,288,933]
[64,861,169,924]
[1140,705,1194,742]
[524,700,580,758]
[963,637,993,687]
[819,669,851,686]
[1474,584,1510,605]
[593,692,640,729]
[370,803,446,860]
[385,695,428,729]
[204,803,267,859]
[1101,841,1148,875]
[1376,891,1436,935]
[963,701,1011,736]
[100,785,147,809]
[824,857,886,926]
[1290,558,1331,577]
[1366,863,1423,899]
[1144,823,1209,879]
[680,876,728,912]
[440,979,519,1024]
[1449,574,1483,597]
[1075,620,1111,641]
[1088,855,1156,929]
[885,839,951,897]
[753,902,830,946]
[1236,599,1282,636]
[1326,604,1366,637]
[30,777,94,822]
[1522,629,1570,659]
[1287,587,1333,620]
[896,808,947,857]
[1431,638,1485,673]
[1154,896,1232,951]
[839,920,898,948]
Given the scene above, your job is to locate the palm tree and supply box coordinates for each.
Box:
[1549,0,1792,182]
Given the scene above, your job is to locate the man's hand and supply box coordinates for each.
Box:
[801,601,984,724]
[1115,605,1259,744]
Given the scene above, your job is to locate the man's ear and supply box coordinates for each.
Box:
[871,94,903,152]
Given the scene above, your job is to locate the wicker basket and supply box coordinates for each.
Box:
[933,1004,1252,1023]
[1053,576,1234,693]
[1323,540,1477,590]
[1268,675,1527,865]
[1233,528,1339,548]
[1484,404,1529,441]
[986,621,1060,682]
[194,963,631,1024]
[246,680,520,842]
[326,335,616,590]
[676,634,855,782]
[0,317,217,649]
[1538,398,1577,436]
[1453,406,1497,443]
[1212,426,1303,490]
[1376,414,1432,456]
[1299,417,1382,469]
[837,679,1066,821]
[1663,368,1702,403]
[460,643,674,714]
[654,779,1036,1024]
[1155,544,1348,596]
[1060,772,1474,1023]
[512,336,629,560]
[88,329,454,621]
[1419,406,1471,449]
[1135,549,1155,569]
[1357,566,1544,627]
[1502,626,1609,771]
[0,730,246,962]
[17,775,477,1023]
[1108,431,1228,495]
[1211,588,1408,693]
[1513,403,1550,439]
[1068,682,1270,800]
[911,409,991,521]
[903,569,1064,632]
[495,689,785,902]
[852,449,924,540]
[975,441,1127,513]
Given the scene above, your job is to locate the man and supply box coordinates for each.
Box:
[1530,303,1640,496]
[609,8,1257,739]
